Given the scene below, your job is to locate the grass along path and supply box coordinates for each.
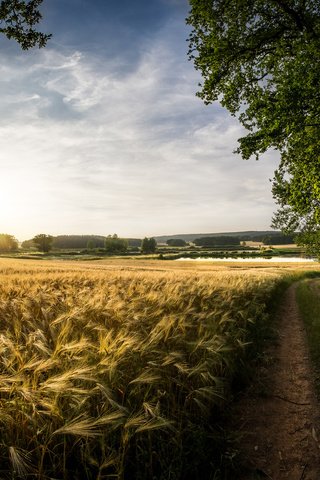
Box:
[296,280,320,397]
[231,283,320,479]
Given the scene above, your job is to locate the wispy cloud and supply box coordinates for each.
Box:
[0,14,279,240]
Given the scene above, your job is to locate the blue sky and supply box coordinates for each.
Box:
[0,0,279,240]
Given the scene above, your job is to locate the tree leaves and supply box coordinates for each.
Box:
[187,0,320,254]
[0,0,50,49]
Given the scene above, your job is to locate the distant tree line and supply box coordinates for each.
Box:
[249,234,295,245]
[10,231,297,255]
[20,234,158,254]
[166,239,187,247]
[54,235,106,249]
[194,236,241,247]
[21,235,137,251]
[162,234,295,247]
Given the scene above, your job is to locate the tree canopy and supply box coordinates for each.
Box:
[0,0,50,49]
[187,0,320,255]
[194,236,240,247]
[0,233,18,252]
[32,233,53,252]
[104,234,128,253]
[141,237,157,254]
[166,239,187,247]
[53,235,106,250]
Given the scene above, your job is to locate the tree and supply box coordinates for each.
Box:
[296,230,320,258]
[141,237,157,254]
[87,239,96,250]
[166,239,187,247]
[104,234,128,253]
[32,233,53,252]
[0,0,50,49]
[187,0,320,255]
[0,233,18,251]
[21,238,35,249]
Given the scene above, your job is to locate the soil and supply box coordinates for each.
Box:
[231,282,320,480]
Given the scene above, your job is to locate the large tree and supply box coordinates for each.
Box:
[0,0,50,49]
[0,233,18,252]
[141,237,157,254]
[32,233,53,253]
[187,0,320,256]
[104,234,128,253]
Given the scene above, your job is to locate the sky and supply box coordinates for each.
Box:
[0,0,280,241]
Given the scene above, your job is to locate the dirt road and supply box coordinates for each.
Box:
[233,282,320,479]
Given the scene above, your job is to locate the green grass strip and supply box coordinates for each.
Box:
[296,279,320,396]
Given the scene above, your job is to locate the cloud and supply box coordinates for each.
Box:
[0,14,279,240]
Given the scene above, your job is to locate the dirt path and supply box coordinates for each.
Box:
[233,283,320,479]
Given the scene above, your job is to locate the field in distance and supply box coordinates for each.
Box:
[0,257,319,479]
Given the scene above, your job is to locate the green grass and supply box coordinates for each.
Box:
[296,279,320,395]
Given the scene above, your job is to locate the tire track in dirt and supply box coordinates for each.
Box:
[233,282,320,479]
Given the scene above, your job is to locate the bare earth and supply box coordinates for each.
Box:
[233,283,320,480]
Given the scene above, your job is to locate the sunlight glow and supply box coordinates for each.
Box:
[0,178,23,221]
[0,175,45,238]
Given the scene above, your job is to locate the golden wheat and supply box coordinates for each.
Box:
[0,257,312,478]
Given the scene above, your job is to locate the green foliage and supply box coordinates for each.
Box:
[296,280,320,394]
[194,236,240,247]
[141,237,157,254]
[296,231,320,260]
[271,132,320,237]
[53,235,106,249]
[0,0,50,49]
[261,233,295,245]
[166,238,187,247]
[21,238,35,250]
[86,239,95,250]
[104,234,128,253]
[0,233,18,252]
[187,0,320,253]
[32,233,53,253]
[24,235,109,250]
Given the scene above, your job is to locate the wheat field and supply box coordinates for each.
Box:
[0,257,316,479]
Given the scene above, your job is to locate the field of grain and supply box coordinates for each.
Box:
[0,258,318,479]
